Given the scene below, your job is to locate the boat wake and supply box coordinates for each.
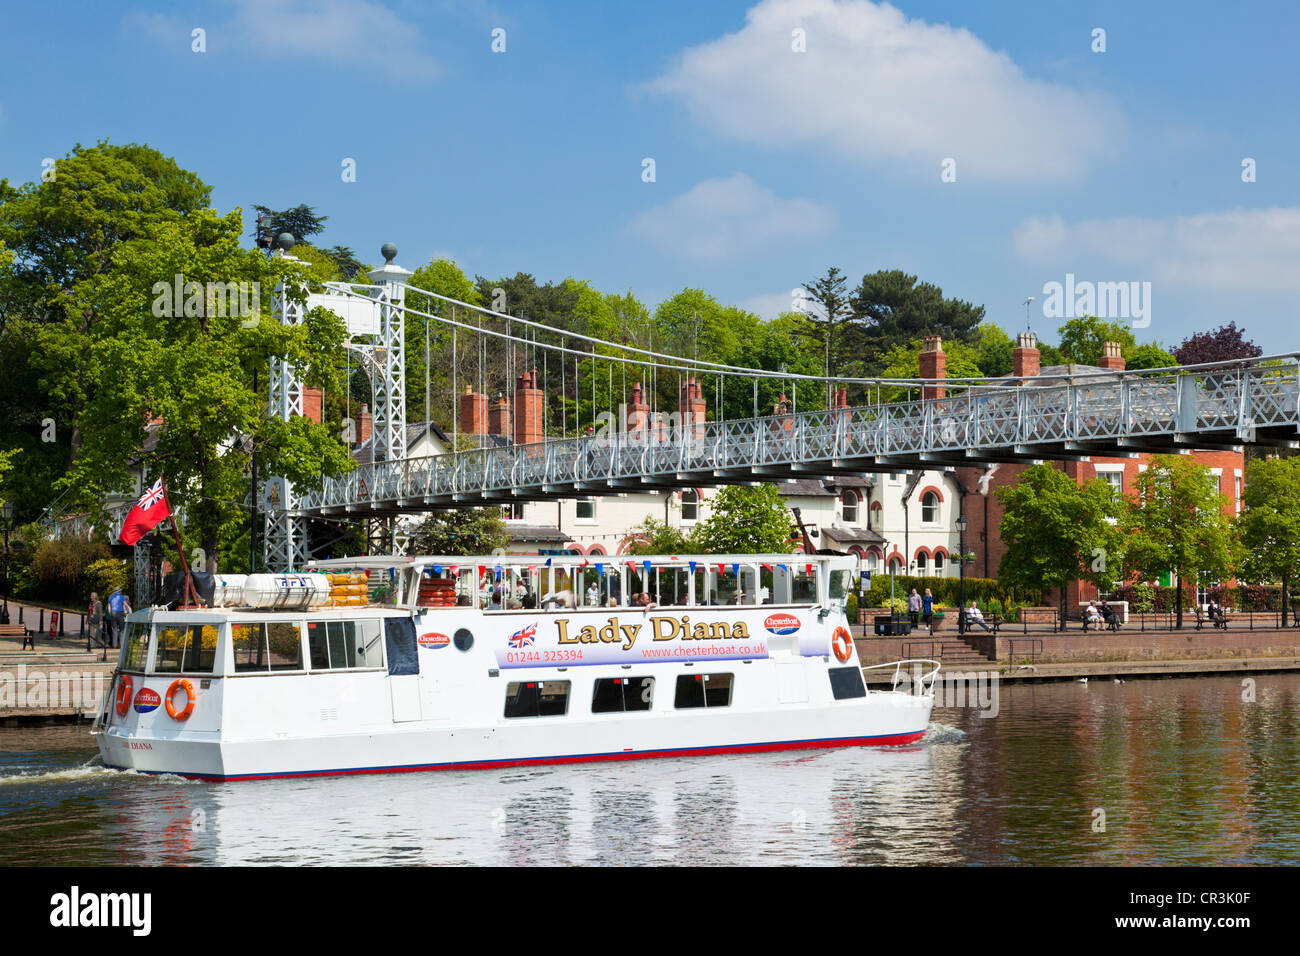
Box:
[0,764,202,787]
[921,722,967,744]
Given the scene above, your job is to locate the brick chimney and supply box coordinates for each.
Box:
[919,335,946,400]
[626,382,649,440]
[833,387,848,409]
[679,376,706,439]
[358,404,372,445]
[301,386,323,424]
[1013,332,1040,381]
[459,385,487,436]
[488,394,510,438]
[1099,340,1126,371]
[513,370,544,446]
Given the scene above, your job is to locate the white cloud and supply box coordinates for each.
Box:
[1013,207,1300,293]
[739,290,805,318]
[627,173,832,261]
[647,0,1126,183]
[230,0,439,79]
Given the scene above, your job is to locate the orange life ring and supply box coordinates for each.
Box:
[114,675,132,717]
[164,679,196,721]
[831,626,854,663]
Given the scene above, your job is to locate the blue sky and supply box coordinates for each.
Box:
[2,0,1297,353]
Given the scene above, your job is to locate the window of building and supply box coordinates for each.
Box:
[674,673,733,709]
[575,497,595,520]
[841,491,858,524]
[153,624,219,674]
[866,551,880,573]
[504,680,570,718]
[933,552,945,575]
[889,557,903,574]
[592,676,654,713]
[1097,469,1123,497]
[307,619,384,670]
[915,552,928,575]
[828,666,866,700]
[232,621,304,673]
[1235,474,1242,515]
[921,491,939,524]
[681,490,699,522]
[501,502,525,521]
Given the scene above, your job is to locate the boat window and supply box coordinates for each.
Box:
[591,676,654,713]
[153,624,219,674]
[307,619,385,669]
[828,666,867,700]
[122,622,150,671]
[232,622,304,673]
[829,569,854,602]
[674,673,733,709]
[384,617,419,676]
[504,680,570,718]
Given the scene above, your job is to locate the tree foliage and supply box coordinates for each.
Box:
[408,508,509,556]
[1172,322,1263,366]
[1056,315,1137,365]
[995,464,1122,617]
[848,270,985,373]
[1236,456,1300,623]
[690,484,794,555]
[1121,455,1236,626]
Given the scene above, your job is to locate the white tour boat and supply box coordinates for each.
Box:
[93,553,938,781]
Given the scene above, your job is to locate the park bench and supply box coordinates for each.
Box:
[1194,607,1229,631]
[0,622,35,650]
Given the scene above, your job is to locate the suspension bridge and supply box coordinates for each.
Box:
[51,242,1300,589]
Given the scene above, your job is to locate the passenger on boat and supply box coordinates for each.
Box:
[632,592,658,610]
[586,583,600,606]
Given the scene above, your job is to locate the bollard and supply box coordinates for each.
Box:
[59,611,65,636]
[17,606,22,624]
[39,608,44,632]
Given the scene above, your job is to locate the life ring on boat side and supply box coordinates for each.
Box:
[831,626,854,663]
[165,679,196,721]
[115,675,133,717]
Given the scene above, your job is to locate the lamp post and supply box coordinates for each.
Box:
[956,514,968,634]
[1,500,12,625]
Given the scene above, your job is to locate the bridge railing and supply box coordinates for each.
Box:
[292,359,1300,513]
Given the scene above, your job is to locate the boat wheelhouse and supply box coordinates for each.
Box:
[93,553,938,781]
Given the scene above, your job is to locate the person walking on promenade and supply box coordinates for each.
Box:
[87,592,104,648]
[107,586,127,648]
[922,588,934,632]
[908,588,921,627]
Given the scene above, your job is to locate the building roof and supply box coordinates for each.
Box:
[353,420,452,464]
[778,476,874,497]
[506,525,571,544]
[821,526,886,546]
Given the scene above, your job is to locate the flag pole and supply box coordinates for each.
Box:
[161,485,202,608]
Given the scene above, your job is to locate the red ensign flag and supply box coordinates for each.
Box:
[119,478,171,546]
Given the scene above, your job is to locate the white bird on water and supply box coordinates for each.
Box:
[1077,677,1088,683]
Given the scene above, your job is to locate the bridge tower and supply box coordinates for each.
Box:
[263,234,309,571]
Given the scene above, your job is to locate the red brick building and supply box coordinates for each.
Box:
[922,334,1245,611]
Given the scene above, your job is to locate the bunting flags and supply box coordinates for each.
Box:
[689,560,697,573]
[595,562,604,576]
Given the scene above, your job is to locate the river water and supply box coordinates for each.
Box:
[1,674,1297,866]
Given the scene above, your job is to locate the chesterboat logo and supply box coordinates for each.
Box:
[418,632,450,650]
[133,688,161,714]
[764,613,800,636]
[50,886,151,936]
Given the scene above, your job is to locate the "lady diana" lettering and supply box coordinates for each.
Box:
[554,616,751,651]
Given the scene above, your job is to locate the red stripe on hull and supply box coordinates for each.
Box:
[120,731,928,782]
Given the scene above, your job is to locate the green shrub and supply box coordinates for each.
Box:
[30,535,111,599]
[84,558,129,603]
[845,591,859,622]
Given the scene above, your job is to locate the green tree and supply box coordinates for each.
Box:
[1121,455,1236,627]
[1236,456,1300,625]
[1125,343,1178,370]
[408,508,509,556]
[1056,315,1137,365]
[404,257,482,433]
[623,516,693,556]
[2,144,354,568]
[848,270,985,372]
[995,464,1122,622]
[973,323,1016,377]
[252,204,328,246]
[877,337,984,400]
[797,266,853,384]
[690,484,793,555]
